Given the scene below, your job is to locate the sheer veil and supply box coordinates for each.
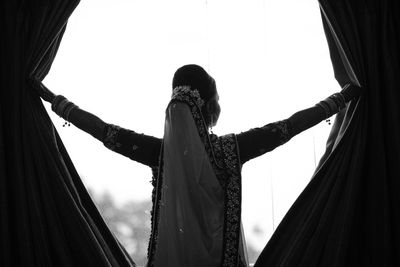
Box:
[153,100,225,266]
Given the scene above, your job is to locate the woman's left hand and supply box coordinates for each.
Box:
[30,79,56,103]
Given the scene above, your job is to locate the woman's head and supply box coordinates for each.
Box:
[172,64,220,128]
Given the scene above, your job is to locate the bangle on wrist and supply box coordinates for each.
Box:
[64,103,78,121]
[61,101,74,118]
[51,95,79,122]
[324,97,338,114]
[55,99,69,117]
[51,95,66,112]
[329,93,346,109]
[316,93,345,119]
[316,101,330,118]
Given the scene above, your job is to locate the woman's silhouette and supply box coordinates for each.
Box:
[33,64,360,267]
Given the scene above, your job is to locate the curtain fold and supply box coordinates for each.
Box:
[0,2,135,266]
[255,1,400,266]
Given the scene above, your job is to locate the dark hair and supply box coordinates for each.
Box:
[172,64,216,102]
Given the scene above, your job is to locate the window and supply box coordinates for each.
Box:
[44,0,337,265]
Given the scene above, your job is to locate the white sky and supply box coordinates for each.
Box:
[44,0,338,252]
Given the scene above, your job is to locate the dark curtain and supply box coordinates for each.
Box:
[255,0,400,266]
[0,2,135,266]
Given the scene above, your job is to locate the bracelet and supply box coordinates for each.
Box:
[51,95,66,112]
[324,96,338,114]
[61,101,74,118]
[316,93,345,119]
[329,93,346,110]
[63,103,78,121]
[51,95,79,121]
[55,98,70,117]
[315,101,330,118]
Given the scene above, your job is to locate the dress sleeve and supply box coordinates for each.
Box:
[103,124,162,168]
[236,104,328,164]
[236,120,293,164]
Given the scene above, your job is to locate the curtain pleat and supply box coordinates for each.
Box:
[0,1,135,266]
[255,1,400,266]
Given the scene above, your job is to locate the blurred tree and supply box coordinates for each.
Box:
[90,190,151,266]
[89,188,261,265]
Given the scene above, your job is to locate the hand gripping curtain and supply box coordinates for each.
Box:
[0,2,135,266]
[255,1,400,266]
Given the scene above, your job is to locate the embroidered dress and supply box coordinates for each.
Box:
[103,87,293,266]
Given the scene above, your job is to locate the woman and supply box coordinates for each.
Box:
[33,64,360,267]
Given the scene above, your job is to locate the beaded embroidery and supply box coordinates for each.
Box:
[261,120,292,146]
[273,120,292,145]
[103,124,122,150]
[171,86,204,108]
[218,134,242,267]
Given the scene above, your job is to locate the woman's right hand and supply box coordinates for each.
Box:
[30,79,56,103]
[341,83,362,102]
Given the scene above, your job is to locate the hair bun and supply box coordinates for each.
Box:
[172,64,216,102]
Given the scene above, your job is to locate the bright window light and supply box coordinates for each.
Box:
[44,0,338,264]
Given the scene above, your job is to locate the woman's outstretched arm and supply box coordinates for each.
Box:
[67,106,106,140]
[32,80,162,167]
[237,84,361,164]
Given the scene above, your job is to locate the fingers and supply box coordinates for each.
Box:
[341,84,362,102]
[29,79,56,103]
